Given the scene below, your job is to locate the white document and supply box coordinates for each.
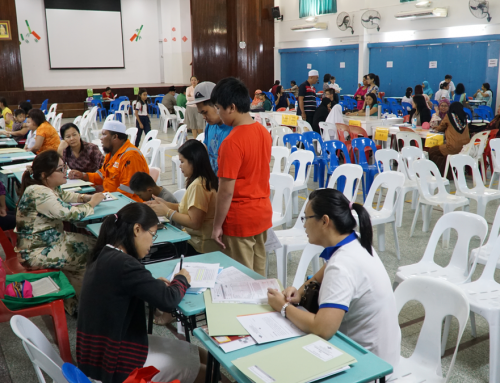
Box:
[60,179,93,189]
[172,262,220,288]
[264,229,282,252]
[237,312,305,344]
[248,366,275,383]
[214,279,280,304]
[220,336,257,353]
[303,340,343,362]
[2,161,32,170]
[31,277,60,297]
[216,266,254,285]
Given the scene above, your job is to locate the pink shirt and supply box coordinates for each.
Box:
[186,86,196,108]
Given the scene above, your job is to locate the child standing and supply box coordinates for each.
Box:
[134,89,151,147]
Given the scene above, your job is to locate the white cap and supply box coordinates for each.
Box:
[308,69,319,77]
[187,81,216,105]
[102,120,127,134]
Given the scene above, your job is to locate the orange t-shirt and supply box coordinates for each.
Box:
[36,122,61,153]
[217,121,272,237]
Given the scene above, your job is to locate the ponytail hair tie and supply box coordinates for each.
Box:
[114,214,118,222]
[349,202,354,210]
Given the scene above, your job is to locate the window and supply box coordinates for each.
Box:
[299,0,337,18]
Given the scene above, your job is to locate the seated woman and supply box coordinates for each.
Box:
[422,80,434,100]
[147,140,219,255]
[312,97,332,135]
[77,203,207,383]
[15,150,104,314]
[57,123,104,173]
[474,83,493,108]
[430,99,450,128]
[260,93,273,111]
[275,86,289,110]
[250,89,265,112]
[354,75,368,111]
[409,95,432,126]
[24,109,60,153]
[402,87,413,111]
[267,188,400,368]
[345,93,378,117]
[414,85,432,109]
[454,83,469,104]
[429,102,470,178]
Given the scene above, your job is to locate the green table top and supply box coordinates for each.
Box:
[0,152,36,164]
[193,328,393,383]
[87,222,190,244]
[81,192,134,221]
[0,139,20,147]
[145,251,263,316]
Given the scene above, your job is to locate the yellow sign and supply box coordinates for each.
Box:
[348,120,362,127]
[425,134,444,148]
[374,128,389,142]
[281,114,299,126]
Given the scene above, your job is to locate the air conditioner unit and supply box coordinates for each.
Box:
[291,22,328,32]
[395,7,448,20]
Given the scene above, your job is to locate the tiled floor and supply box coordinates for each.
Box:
[0,115,497,382]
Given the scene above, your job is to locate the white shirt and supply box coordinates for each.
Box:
[440,80,455,94]
[401,96,413,110]
[434,89,450,101]
[135,101,148,116]
[318,238,401,368]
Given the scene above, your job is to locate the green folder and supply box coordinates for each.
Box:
[204,290,274,336]
[233,334,358,383]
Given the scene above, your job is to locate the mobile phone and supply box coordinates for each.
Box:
[157,224,166,230]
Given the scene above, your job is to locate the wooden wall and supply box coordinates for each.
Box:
[190,0,274,96]
[0,0,24,92]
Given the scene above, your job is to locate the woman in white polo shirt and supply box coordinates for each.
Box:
[267,188,401,368]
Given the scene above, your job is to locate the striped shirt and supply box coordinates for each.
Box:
[297,80,317,115]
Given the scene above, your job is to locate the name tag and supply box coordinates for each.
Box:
[113,162,119,168]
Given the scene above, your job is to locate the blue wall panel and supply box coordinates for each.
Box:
[279,45,359,95]
[369,37,500,107]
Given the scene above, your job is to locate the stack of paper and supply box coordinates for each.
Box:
[172,262,220,289]
[60,179,93,189]
[31,277,61,297]
[201,326,256,353]
[212,279,280,304]
[236,312,305,344]
[233,334,358,383]
[1,162,32,174]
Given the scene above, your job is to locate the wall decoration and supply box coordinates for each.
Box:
[19,19,41,44]
[172,37,176,41]
[172,27,176,31]
[130,25,143,42]
[429,61,438,69]
[164,38,167,42]
[182,36,188,42]
[0,20,12,40]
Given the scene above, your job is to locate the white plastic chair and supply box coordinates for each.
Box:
[86,106,100,141]
[72,115,82,127]
[488,138,500,189]
[458,235,500,383]
[162,124,188,176]
[173,106,185,124]
[470,205,500,269]
[45,112,55,125]
[52,113,63,134]
[450,154,500,217]
[271,126,293,146]
[125,127,138,146]
[118,101,131,125]
[158,104,178,133]
[140,138,161,166]
[296,120,312,133]
[105,113,115,122]
[395,131,424,152]
[284,149,314,216]
[326,164,363,202]
[291,244,324,289]
[376,149,419,228]
[196,132,205,142]
[444,131,490,184]
[131,100,137,126]
[47,103,57,116]
[10,315,66,383]
[410,159,470,248]
[395,211,487,289]
[173,188,186,202]
[363,171,405,259]
[139,130,159,152]
[271,146,290,174]
[318,121,337,141]
[270,173,294,229]
[149,166,161,184]
[390,277,470,383]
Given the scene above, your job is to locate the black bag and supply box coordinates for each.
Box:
[299,281,321,314]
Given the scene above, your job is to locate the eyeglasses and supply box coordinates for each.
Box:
[300,215,318,223]
[55,164,68,173]
[147,229,158,242]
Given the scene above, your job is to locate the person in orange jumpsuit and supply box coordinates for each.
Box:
[68,120,149,202]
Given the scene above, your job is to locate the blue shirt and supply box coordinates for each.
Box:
[203,123,233,175]
[319,232,358,262]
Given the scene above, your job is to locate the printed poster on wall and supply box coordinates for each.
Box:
[489,59,498,68]
[387,61,393,68]
[307,63,312,69]
[429,61,438,69]
[340,62,345,68]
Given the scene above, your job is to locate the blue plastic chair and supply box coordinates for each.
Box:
[476,105,494,120]
[109,100,120,120]
[351,138,379,201]
[402,102,412,113]
[324,140,351,192]
[62,363,92,383]
[391,104,406,116]
[431,100,439,107]
[148,96,162,118]
[283,133,303,153]
[464,108,472,120]
[475,108,490,121]
[262,91,276,111]
[453,94,461,102]
[381,104,391,114]
[40,99,49,114]
[387,98,398,106]
[302,131,327,188]
[90,100,107,121]
[288,93,297,104]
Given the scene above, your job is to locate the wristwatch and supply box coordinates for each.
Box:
[281,302,290,318]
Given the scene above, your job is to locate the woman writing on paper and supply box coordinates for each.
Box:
[267,188,400,368]
[15,150,105,314]
[146,139,219,255]
[77,203,208,383]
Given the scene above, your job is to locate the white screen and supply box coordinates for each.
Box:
[45,9,124,69]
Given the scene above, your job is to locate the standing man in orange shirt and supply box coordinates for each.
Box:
[211,77,272,276]
[68,120,149,202]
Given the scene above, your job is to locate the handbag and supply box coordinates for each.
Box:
[123,366,180,383]
[299,281,321,314]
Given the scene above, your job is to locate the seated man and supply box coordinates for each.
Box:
[68,120,149,202]
[161,86,177,114]
[188,81,233,174]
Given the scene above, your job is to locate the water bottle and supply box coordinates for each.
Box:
[294,101,298,111]
[412,117,417,130]
[377,105,382,119]
[0,258,6,299]
[365,105,370,120]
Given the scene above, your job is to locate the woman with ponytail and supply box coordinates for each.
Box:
[77,203,207,383]
[15,150,105,314]
[267,189,400,368]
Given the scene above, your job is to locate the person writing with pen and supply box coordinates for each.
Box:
[267,189,401,369]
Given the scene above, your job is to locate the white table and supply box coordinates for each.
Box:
[468,100,488,106]
[250,111,303,126]
[342,116,404,136]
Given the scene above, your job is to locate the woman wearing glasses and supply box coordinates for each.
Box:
[15,150,105,314]
[267,189,400,369]
[77,203,207,383]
